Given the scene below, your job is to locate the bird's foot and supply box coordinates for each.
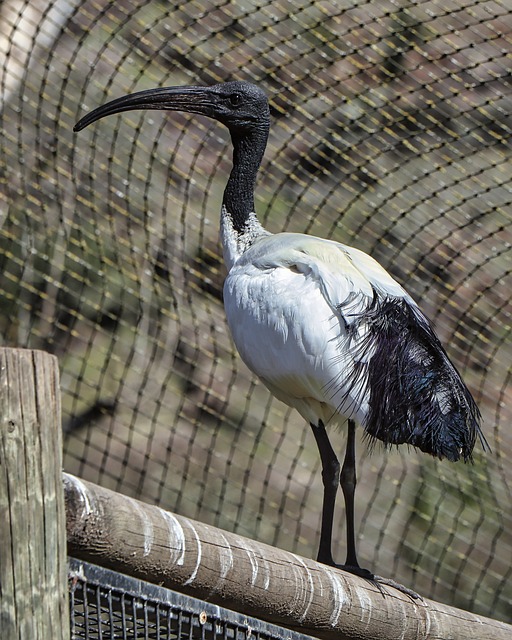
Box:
[333,564,422,601]
[372,574,423,601]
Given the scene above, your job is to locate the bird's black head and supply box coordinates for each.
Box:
[202,81,270,133]
[74,80,270,137]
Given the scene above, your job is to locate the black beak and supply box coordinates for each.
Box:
[74,85,215,132]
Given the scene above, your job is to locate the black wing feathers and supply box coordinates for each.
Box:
[355,293,482,461]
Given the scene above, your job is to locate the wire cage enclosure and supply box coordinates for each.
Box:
[0,0,511,623]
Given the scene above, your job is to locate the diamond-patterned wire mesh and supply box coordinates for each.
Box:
[1,0,510,623]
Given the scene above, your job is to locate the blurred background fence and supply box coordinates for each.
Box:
[0,0,510,623]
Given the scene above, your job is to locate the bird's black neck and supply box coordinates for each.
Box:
[223,124,269,234]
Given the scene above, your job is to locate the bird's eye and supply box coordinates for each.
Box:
[229,93,242,107]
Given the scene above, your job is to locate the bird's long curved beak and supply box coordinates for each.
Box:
[74,85,213,132]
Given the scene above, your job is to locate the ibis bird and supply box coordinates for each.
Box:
[75,81,485,594]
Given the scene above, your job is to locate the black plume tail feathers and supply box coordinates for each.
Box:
[359,295,484,462]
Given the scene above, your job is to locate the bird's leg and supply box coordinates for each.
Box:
[340,419,369,574]
[339,421,422,599]
[310,420,340,566]
[312,419,422,600]
[311,418,369,575]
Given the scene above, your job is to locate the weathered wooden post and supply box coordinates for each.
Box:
[0,348,69,639]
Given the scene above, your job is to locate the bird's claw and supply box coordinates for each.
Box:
[372,574,423,601]
[335,564,422,601]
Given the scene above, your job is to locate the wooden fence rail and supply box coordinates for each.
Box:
[64,472,512,640]
[1,347,511,639]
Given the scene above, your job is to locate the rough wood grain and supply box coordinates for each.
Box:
[0,348,69,640]
[65,472,511,640]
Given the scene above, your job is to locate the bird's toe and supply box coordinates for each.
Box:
[373,575,423,601]
[334,564,422,601]
[338,564,375,581]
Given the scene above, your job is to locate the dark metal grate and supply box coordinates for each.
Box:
[68,558,317,640]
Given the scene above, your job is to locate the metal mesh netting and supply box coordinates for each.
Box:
[1,0,510,622]
[69,558,316,640]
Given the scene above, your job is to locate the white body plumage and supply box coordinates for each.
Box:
[222,208,415,431]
